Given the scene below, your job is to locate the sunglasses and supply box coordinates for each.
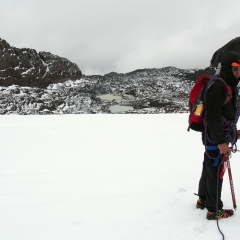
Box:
[233,66,240,71]
[231,61,240,71]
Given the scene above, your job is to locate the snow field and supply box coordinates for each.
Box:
[0,114,240,240]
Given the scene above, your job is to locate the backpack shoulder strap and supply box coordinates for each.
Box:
[214,77,232,105]
[215,77,226,85]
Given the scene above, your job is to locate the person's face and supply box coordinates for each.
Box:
[232,66,240,79]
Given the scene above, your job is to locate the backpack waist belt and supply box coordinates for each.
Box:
[206,145,219,151]
[205,145,221,167]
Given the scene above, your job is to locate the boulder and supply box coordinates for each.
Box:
[0,38,82,87]
[210,37,240,67]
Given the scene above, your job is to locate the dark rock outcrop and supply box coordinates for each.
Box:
[211,37,240,67]
[174,67,215,82]
[0,38,82,88]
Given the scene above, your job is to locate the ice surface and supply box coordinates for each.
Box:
[0,114,239,240]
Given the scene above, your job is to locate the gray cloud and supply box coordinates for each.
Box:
[1,0,240,75]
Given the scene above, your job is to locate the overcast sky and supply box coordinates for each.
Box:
[1,0,240,75]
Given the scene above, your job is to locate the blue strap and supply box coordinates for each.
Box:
[205,145,221,167]
[206,145,219,151]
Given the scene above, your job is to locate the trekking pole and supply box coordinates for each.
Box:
[226,155,237,210]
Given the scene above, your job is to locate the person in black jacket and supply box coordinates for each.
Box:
[197,51,240,220]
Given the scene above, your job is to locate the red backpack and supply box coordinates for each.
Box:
[187,74,232,132]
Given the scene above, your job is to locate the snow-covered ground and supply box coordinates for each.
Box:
[1,114,240,240]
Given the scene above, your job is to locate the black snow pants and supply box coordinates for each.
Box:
[198,149,223,211]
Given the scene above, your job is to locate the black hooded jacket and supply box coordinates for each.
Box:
[203,51,240,144]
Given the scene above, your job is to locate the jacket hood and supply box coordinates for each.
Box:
[220,51,240,86]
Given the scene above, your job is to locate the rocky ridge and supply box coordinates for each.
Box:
[0,38,82,87]
[0,66,215,114]
[211,37,240,67]
[3,36,240,115]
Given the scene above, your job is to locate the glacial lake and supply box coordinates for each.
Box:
[109,105,134,113]
[97,94,134,113]
[97,94,122,101]
[97,94,135,101]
